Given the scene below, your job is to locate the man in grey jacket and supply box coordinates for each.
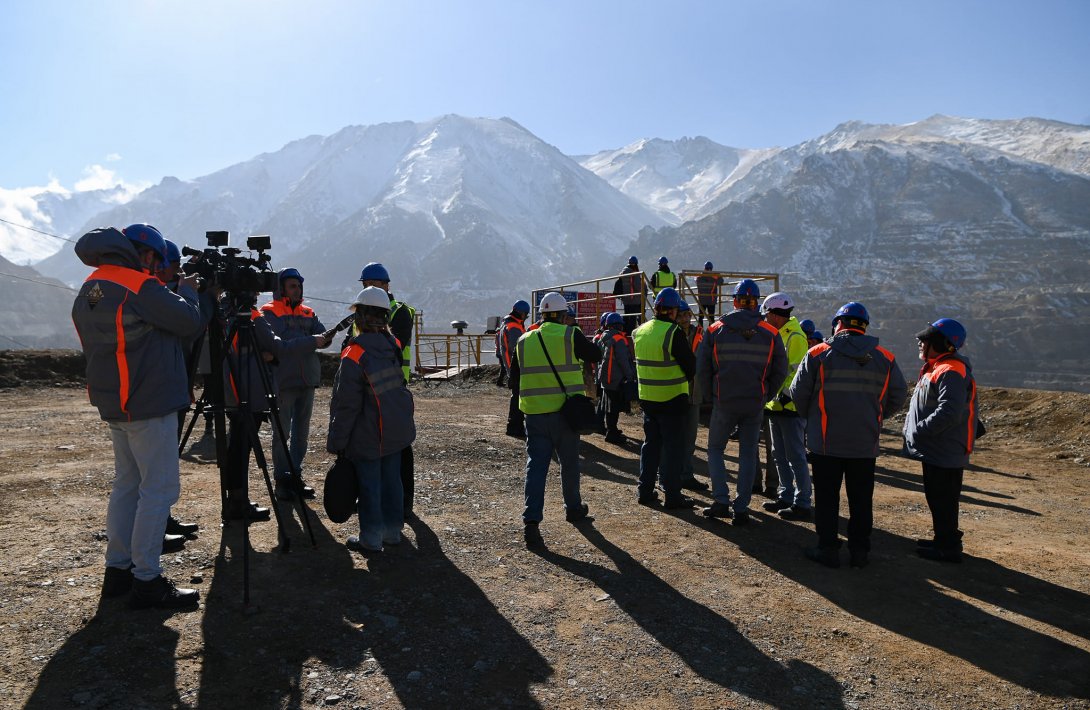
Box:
[696,279,788,525]
[788,302,907,569]
[903,318,979,563]
[260,268,331,502]
[72,224,206,610]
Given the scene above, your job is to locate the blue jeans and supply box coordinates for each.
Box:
[523,412,582,523]
[353,451,404,549]
[106,414,181,582]
[638,398,687,501]
[706,408,761,513]
[272,386,315,482]
[769,414,812,508]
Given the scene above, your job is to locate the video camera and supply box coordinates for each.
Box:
[181,231,280,295]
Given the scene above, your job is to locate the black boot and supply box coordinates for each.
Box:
[101,565,134,598]
[130,575,200,610]
[225,490,271,522]
[165,515,199,538]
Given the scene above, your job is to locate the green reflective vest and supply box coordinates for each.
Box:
[390,300,415,383]
[651,270,676,296]
[633,318,689,402]
[516,322,584,414]
[766,316,808,413]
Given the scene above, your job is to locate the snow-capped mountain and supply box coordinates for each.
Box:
[632,121,1090,392]
[37,115,666,327]
[579,137,780,224]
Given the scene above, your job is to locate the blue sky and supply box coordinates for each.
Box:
[2,0,1088,190]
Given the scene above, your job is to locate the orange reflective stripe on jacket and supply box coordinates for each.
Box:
[86,266,156,416]
[810,343,832,452]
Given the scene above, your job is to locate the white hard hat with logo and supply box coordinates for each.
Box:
[760,292,794,314]
[539,292,569,313]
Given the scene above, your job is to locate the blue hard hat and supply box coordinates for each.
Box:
[654,287,683,309]
[732,278,760,298]
[122,224,168,263]
[164,240,181,265]
[704,261,713,270]
[359,262,391,282]
[832,302,870,329]
[605,312,624,327]
[918,318,967,351]
[566,305,576,317]
[658,256,669,265]
[628,255,638,265]
[278,267,304,284]
[799,318,816,336]
[678,301,691,313]
[512,299,531,316]
[811,330,824,341]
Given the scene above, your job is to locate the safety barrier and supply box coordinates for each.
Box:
[530,269,780,329]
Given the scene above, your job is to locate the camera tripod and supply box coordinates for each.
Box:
[179,294,317,605]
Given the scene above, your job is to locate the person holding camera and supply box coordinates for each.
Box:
[327,287,416,553]
[72,224,206,610]
[260,268,332,502]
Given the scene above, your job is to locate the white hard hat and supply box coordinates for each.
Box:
[349,286,391,312]
[760,292,794,314]
[539,292,569,313]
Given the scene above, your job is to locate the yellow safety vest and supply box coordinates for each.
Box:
[516,322,585,414]
[651,270,676,296]
[633,319,689,402]
[390,300,415,383]
[766,317,808,413]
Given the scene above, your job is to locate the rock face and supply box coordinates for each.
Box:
[632,123,1090,392]
[35,115,665,331]
[9,114,1090,391]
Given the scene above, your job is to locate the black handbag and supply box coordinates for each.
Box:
[537,331,600,434]
[323,455,359,523]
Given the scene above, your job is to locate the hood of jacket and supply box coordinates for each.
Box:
[719,308,763,331]
[828,331,882,361]
[75,227,144,271]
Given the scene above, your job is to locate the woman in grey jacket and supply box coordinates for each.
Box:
[903,319,980,563]
[327,287,416,553]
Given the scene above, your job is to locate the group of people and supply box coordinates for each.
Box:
[506,267,981,570]
[74,227,979,610]
[73,223,418,611]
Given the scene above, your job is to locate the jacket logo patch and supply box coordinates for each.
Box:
[86,282,105,309]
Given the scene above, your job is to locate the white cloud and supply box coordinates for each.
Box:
[74,164,123,192]
[105,153,122,162]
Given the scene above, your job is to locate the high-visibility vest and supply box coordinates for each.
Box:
[766,317,808,413]
[516,322,584,414]
[633,319,688,402]
[390,300,415,382]
[651,270,676,296]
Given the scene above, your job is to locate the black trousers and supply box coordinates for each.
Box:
[811,453,875,551]
[507,373,525,434]
[225,412,265,491]
[401,445,415,512]
[922,462,963,549]
[621,302,642,334]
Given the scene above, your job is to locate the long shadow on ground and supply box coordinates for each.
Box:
[701,513,1090,700]
[533,525,846,708]
[25,596,187,708]
[197,508,551,708]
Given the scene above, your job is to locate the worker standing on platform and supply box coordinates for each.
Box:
[649,256,676,298]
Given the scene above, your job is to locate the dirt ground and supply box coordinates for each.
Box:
[0,360,1088,709]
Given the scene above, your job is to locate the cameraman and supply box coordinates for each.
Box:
[72,224,205,610]
[260,268,332,501]
[221,290,284,521]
